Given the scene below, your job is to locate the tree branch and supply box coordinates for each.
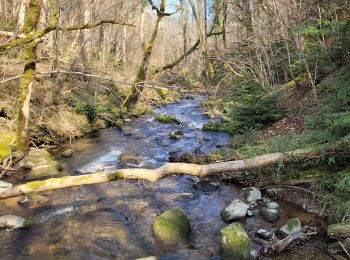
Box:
[152,31,223,75]
[147,0,177,16]
[0,20,135,51]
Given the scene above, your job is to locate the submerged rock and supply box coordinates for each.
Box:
[153,208,191,244]
[220,222,253,259]
[19,148,62,180]
[119,152,139,165]
[61,148,74,158]
[221,199,249,221]
[327,222,350,239]
[193,179,220,192]
[244,187,261,202]
[260,202,280,222]
[0,215,26,230]
[279,218,302,236]
[18,194,49,208]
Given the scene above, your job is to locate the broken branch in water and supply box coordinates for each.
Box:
[262,227,319,255]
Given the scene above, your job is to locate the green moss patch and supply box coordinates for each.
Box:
[0,131,15,162]
[155,115,181,125]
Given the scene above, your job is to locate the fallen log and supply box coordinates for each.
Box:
[0,152,284,199]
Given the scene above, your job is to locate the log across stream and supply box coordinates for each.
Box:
[0,97,330,259]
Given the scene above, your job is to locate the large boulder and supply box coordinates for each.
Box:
[220,222,253,259]
[279,218,302,236]
[221,199,249,221]
[19,148,62,180]
[153,208,191,244]
[244,187,261,202]
[327,222,350,239]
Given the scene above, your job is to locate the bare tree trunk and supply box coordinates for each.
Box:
[17,0,28,31]
[189,0,214,80]
[1,152,285,199]
[222,0,228,47]
[180,0,188,74]
[82,0,92,60]
[15,0,43,153]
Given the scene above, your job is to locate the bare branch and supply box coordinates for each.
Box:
[0,20,136,51]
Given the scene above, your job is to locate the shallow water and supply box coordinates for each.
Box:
[0,98,331,259]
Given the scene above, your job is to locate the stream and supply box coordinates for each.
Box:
[0,98,331,259]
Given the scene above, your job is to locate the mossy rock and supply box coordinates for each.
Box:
[327,222,350,239]
[155,115,181,125]
[155,86,169,97]
[202,122,222,132]
[61,149,74,158]
[19,149,62,180]
[153,208,191,244]
[130,104,153,117]
[0,131,15,162]
[169,130,184,140]
[279,218,301,236]
[220,222,253,259]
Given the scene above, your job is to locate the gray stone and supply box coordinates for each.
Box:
[256,229,274,241]
[279,218,302,236]
[244,187,262,202]
[246,210,255,218]
[260,202,280,222]
[220,222,253,260]
[0,215,26,230]
[221,199,249,221]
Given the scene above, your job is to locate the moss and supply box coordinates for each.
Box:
[169,130,183,140]
[155,86,169,97]
[155,115,180,125]
[61,149,74,158]
[202,122,222,132]
[24,180,45,190]
[327,222,350,238]
[23,218,35,227]
[0,131,15,162]
[220,222,253,259]
[107,172,124,181]
[153,208,191,244]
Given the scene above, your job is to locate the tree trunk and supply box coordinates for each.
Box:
[0,152,284,199]
[189,0,214,80]
[180,0,188,74]
[17,0,28,31]
[82,0,92,60]
[15,0,43,153]
[122,0,167,110]
[222,0,228,47]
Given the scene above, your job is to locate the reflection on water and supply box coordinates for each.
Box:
[0,98,330,259]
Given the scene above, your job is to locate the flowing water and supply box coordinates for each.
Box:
[0,98,330,259]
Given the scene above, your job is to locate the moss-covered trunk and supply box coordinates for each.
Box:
[15,0,43,153]
[122,0,166,110]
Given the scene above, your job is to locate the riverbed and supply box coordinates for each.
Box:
[0,98,330,259]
